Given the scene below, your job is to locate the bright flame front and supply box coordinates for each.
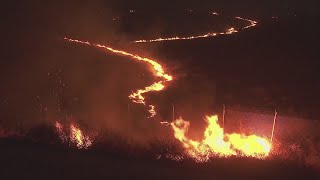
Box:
[170,115,271,162]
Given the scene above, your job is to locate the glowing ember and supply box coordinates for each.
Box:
[55,121,93,149]
[64,38,172,117]
[133,15,257,43]
[55,121,67,142]
[148,105,156,118]
[211,12,219,15]
[170,115,271,162]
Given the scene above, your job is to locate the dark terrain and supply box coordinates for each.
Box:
[0,137,318,180]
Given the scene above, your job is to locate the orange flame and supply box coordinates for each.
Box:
[55,121,93,149]
[170,115,271,162]
[69,123,93,149]
[64,38,172,117]
[133,16,257,43]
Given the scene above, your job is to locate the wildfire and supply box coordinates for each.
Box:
[62,13,272,159]
[170,115,271,162]
[55,121,93,149]
[64,38,172,117]
[133,15,257,43]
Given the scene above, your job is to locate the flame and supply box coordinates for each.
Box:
[69,123,93,149]
[133,16,257,43]
[55,121,93,149]
[170,115,271,162]
[64,38,172,117]
[235,16,258,29]
[225,27,238,34]
[63,13,266,158]
[63,15,256,116]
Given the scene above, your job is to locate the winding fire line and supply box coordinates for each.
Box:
[63,13,271,159]
[64,37,172,117]
[132,15,257,43]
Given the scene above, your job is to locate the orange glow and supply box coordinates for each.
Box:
[55,121,93,149]
[133,16,257,43]
[64,38,172,117]
[170,115,271,162]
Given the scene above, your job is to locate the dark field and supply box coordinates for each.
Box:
[0,137,319,180]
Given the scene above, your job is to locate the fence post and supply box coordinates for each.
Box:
[271,109,277,142]
[172,104,175,121]
[222,104,225,128]
[128,103,131,121]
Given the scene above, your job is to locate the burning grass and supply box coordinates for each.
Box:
[1,117,320,179]
[6,124,320,163]
[168,115,272,162]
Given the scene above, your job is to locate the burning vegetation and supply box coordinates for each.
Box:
[132,13,257,43]
[170,115,271,162]
[63,35,273,161]
[61,14,271,159]
[55,121,94,149]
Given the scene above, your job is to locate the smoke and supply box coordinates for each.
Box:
[0,1,173,142]
[0,0,245,142]
[1,0,319,144]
